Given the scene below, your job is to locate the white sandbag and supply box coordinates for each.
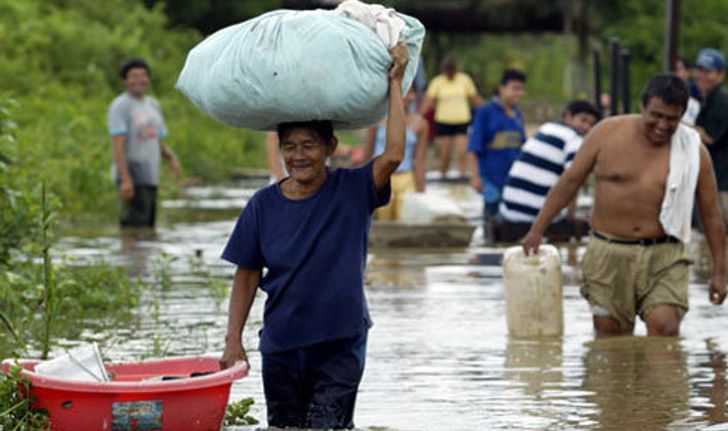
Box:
[175,3,425,131]
[400,192,468,224]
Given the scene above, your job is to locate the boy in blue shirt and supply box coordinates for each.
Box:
[468,69,527,222]
[219,45,409,429]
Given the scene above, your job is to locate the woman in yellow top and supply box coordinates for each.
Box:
[420,55,483,178]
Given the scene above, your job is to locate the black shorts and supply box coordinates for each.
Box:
[119,185,158,228]
[435,122,470,136]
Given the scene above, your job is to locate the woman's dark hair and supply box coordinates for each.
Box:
[440,55,458,76]
[565,100,601,120]
[120,58,151,79]
[640,73,689,113]
[277,120,335,146]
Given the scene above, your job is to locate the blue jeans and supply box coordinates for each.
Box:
[262,332,367,429]
[484,201,500,221]
[483,201,500,244]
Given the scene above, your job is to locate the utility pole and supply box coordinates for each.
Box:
[609,38,620,116]
[592,49,602,117]
[664,0,681,72]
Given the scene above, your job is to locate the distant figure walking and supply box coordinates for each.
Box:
[468,69,527,223]
[522,74,727,337]
[108,58,181,228]
[420,55,483,177]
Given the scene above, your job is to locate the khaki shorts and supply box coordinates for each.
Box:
[375,171,416,221]
[580,232,692,330]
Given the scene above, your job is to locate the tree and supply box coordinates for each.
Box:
[143,0,282,33]
[590,0,728,108]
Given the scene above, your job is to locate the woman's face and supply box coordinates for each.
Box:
[280,128,334,185]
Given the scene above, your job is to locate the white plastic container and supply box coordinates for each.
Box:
[502,245,563,337]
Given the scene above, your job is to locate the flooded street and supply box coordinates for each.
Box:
[33,180,728,430]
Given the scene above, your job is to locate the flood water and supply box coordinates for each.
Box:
[17,179,728,430]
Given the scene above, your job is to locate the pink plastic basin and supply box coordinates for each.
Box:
[1,355,248,431]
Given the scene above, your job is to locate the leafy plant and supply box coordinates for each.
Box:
[141,334,171,360]
[187,250,229,307]
[153,252,178,291]
[0,363,51,431]
[224,397,258,426]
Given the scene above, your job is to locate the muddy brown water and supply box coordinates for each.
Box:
[12,180,728,430]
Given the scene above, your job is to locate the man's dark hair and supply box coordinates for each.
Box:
[120,58,151,80]
[501,69,527,85]
[277,120,335,146]
[640,73,689,113]
[565,100,601,120]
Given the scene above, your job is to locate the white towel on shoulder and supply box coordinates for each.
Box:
[335,0,405,49]
[659,124,702,243]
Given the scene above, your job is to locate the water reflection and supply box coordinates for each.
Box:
[505,337,563,398]
[581,336,689,430]
[693,339,728,425]
[120,227,158,276]
[13,181,728,431]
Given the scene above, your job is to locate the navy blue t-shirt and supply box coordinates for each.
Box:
[222,161,390,354]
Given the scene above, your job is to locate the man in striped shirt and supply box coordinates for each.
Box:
[499,100,600,223]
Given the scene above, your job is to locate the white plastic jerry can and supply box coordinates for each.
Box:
[502,245,564,337]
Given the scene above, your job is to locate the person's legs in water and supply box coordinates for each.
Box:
[436,135,453,177]
[482,200,500,244]
[302,333,367,429]
[119,186,157,228]
[261,348,307,428]
[454,133,469,177]
[639,241,690,336]
[580,234,641,336]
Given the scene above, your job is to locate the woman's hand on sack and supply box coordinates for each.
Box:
[389,43,409,81]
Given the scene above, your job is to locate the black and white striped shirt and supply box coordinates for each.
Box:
[498,122,583,222]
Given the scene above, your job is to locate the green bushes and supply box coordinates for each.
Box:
[0,0,265,224]
[0,364,51,431]
[0,98,146,358]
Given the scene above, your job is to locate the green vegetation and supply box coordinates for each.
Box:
[0,98,147,358]
[424,33,580,102]
[188,250,230,307]
[0,0,266,225]
[224,397,259,426]
[0,363,51,431]
[3,0,726,227]
[592,0,728,110]
[0,218,147,358]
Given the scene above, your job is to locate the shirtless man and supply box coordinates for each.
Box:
[521,74,727,336]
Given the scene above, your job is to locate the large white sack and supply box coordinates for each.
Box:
[175,7,425,131]
[400,192,468,224]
